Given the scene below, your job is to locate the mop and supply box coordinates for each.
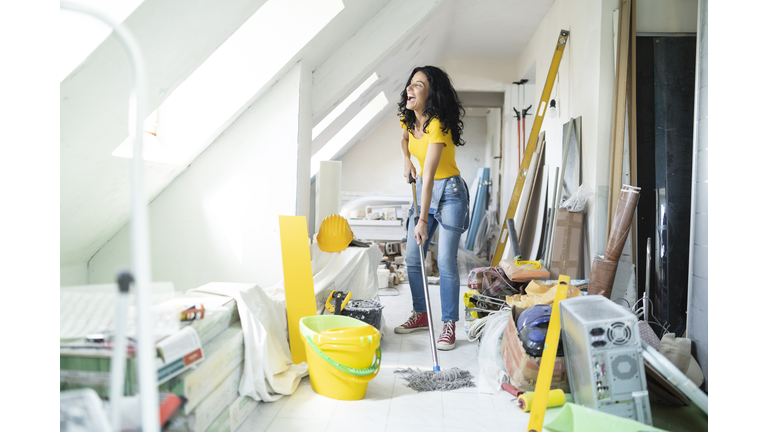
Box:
[394,175,475,392]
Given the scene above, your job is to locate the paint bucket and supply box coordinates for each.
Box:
[340,299,385,331]
[299,315,381,400]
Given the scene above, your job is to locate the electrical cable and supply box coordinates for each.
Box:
[378,286,400,296]
[631,299,671,336]
[612,298,632,309]
[467,307,511,342]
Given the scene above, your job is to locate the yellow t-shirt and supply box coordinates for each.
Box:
[402,117,461,180]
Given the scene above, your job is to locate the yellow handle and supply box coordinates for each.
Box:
[526,274,569,432]
[324,290,352,313]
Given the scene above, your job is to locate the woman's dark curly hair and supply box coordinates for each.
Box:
[397,66,465,146]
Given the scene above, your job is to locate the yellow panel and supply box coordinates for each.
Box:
[527,274,570,432]
[279,215,317,364]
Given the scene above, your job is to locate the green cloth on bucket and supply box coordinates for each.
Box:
[544,403,668,432]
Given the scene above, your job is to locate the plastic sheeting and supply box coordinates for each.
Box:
[544,403,667,432]
[477,311,511,394]
[189,283,307,402]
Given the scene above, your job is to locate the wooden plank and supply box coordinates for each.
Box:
[519,133,546,240]
[607,0,632,239]
[278,215,317,364]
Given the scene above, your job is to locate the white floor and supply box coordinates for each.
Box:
[235,270,534,432]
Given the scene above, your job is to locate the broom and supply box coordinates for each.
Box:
[394,175,475,392]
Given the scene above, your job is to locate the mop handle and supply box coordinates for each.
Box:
[410,175,441,371]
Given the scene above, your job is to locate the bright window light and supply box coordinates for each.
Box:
[311,91,389,176]
[150,0,344,166]
[59,0,146,82]
[312,73,379,139]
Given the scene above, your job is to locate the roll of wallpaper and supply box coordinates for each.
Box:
[588,257,618,298]
[604,185,640,262]
[315,160,342,232]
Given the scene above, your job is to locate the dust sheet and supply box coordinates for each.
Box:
[264,242,384,318]
[189,282,307,402]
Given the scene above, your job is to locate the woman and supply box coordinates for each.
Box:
[393,66,470,351]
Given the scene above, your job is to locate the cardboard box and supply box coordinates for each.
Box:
[550,209,584,279]
[500,306,570,393]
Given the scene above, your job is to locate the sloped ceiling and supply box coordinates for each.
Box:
[60,0,388,265]
[60,0,553,267]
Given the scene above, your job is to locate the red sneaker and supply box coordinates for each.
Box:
[394,311,429,334]
[437,321,456,350]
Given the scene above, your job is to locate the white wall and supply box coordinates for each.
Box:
[486,108,502,213]
[441,58,517,91]
[687,0,708,392]
[60,263,88,286]
[88,63,308,292]
[456,115,489,180]
[337,113,488,197]
[337,114,410,196]
[500,81,537,223]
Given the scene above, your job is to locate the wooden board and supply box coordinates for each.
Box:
[520,146,547,260]
[278,215,317,364]
[607,0,632,238]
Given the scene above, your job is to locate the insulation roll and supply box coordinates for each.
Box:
[315,161,342,231]
[588,257,618,298]
[604,185,640,262]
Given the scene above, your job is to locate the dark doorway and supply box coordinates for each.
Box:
[635,36,697,337]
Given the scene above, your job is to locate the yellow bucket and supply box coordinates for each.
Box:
[299,315,381,400]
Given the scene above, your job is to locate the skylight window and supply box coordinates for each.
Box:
[312,73,379,140]
[311,91,389,176]
[139,0,344,167]
[59,0,146,82]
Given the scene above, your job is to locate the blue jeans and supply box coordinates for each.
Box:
[406,175,470,322]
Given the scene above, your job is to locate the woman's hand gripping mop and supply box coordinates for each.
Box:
[394,175,475,392]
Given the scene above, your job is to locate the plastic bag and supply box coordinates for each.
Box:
[506,280,581,308]
[468,266,516,297]
[478,310,511,394]
[560,183,593,212]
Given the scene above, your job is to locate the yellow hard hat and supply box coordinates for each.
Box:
[317,214,354,252]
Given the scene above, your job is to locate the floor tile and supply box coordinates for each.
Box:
[385,425,444,432]
[264,417,329,432]
[496,407,532,430]
[386,401,444,428]
[364,375,395,400]
[265,260,500,432]
[326,418,387,432]
[443,405,503,430]
[275,390,338,420]
[333,398,390,423]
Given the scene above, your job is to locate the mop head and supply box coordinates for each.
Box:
[394,367,476,392]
